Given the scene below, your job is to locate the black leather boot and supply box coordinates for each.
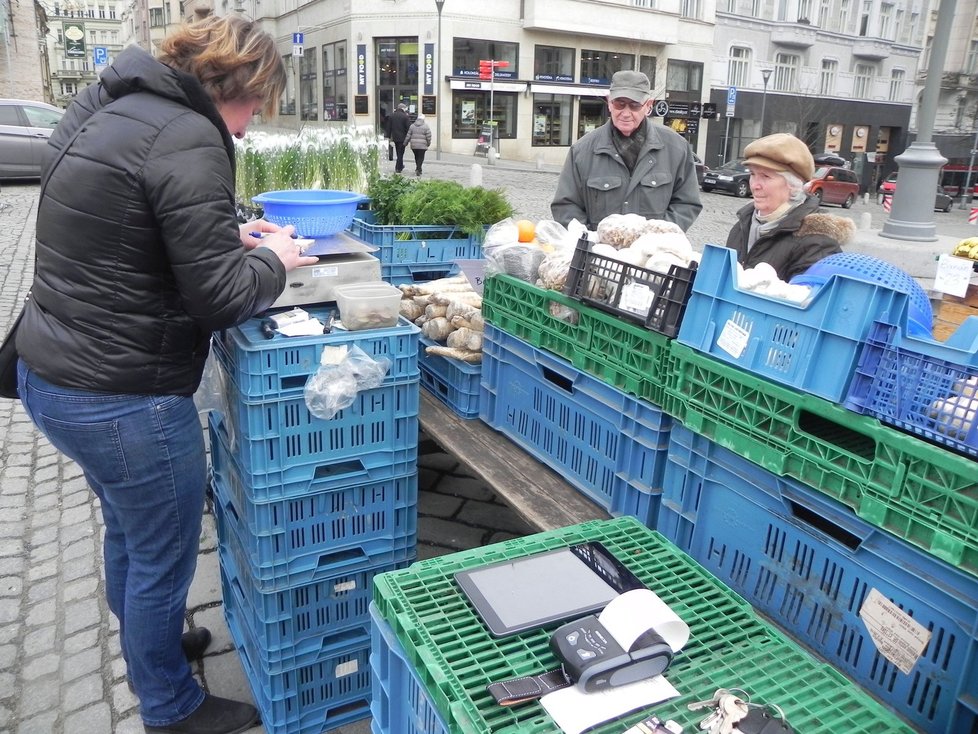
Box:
[180,628,212,659]
[143,694,260,734]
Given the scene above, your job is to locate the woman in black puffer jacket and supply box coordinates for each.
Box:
[16,16,316,734]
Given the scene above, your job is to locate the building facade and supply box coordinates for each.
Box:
[707,0,924,194]
[0,0,50,101]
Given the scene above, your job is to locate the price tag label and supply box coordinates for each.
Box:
[859,588,931,675]
[619,282,654,316]
[716,319,750,359]
[456,259,486,296]
[934,254,974,298]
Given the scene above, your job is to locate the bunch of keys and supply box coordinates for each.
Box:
[687,689,793,734]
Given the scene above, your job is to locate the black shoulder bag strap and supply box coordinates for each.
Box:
[0,121,89,398]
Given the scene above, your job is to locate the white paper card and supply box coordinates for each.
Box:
[619,282,654,316]
[334,659,359,678]
[333,580,357,593]
[859,587,931,675]
[716,318,750,358]
[309,265,340,279]
[541,676,680,734]
[933,254,973,298]
[320,345,348,365]
[456,259,486,296]
[277,318,324,337]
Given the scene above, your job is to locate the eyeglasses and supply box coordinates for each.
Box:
[610,98,646,112]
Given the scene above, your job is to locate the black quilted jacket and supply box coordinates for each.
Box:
[17,46,286,395]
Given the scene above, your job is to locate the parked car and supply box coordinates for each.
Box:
[701,159,752,197]
[692,152,708,186]
[878,173,954,212]
[804,166,859,208]
[0,99,64,179]
[813,152,847,167]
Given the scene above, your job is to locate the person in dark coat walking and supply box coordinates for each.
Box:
[406,113,432,176]
[15,16,316,734]
[388,102,411,173]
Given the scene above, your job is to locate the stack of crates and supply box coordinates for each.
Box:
[209,306,421,734]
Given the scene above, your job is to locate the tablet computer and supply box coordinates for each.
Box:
[454,541,645,638]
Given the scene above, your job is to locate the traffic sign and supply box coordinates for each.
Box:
[293,32,303,44]
[93,46,108,66]
[292,44,303,57]
[726,86,737,118]
[653,100,669,118]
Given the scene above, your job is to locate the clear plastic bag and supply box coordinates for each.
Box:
[304,345,392,421]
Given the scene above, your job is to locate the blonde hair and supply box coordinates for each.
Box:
[158,16,286,117]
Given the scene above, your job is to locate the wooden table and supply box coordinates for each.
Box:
[418,390,610,532]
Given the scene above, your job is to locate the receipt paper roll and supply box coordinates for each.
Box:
[597,588,690,652]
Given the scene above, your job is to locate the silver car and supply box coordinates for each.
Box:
[0,99,64,178]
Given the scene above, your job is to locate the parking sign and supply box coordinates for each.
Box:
[726,86,737,117]
[93,46,108,66]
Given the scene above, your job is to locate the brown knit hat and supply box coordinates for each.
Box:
[743,133,815,182]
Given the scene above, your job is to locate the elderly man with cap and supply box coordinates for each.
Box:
[551,69,702,232]
[388,101,412,174]
[726,132,853,281]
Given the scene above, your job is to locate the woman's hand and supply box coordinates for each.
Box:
[255,229,319,272]
[240,219,291,250]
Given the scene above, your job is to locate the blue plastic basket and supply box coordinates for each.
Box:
[220,547,409,673]
[791,252,933,337]
[348,213,486,265]
[418,335,481,419]
[225,591,373,734]
[480,325,670,525]
[369,603,449,734]
[676,243,910,403]
[252,189,367,238]
[657,424,978,734]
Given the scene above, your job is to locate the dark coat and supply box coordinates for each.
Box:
[16,45,286,396]
[388,108,411,145]
[726,195,853,281]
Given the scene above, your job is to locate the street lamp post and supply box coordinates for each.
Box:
[435,0,445,160]
[759,68,772,137]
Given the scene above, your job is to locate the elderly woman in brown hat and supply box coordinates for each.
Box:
[725,132,853,281]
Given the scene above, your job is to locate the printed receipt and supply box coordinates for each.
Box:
[859,588,931,675]
[541,590,689,734]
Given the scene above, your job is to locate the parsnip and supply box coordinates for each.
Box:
[447,327,483,352]
[426,345,482,363]
[421,316,455,341]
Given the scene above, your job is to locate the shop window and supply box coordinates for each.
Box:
[453,38,518,79]
[452,92,516,138]
[279,55,296,116]
[322,40,348,121]
[300,49,318,121]
[534,45,574,82]
[532,94,572,147]
[580,50,635,86]
[577,97,608,139]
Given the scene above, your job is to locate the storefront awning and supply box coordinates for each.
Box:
[529,83,608,97]
[449,79,528,93]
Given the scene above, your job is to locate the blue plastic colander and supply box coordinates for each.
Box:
[790,252,933,336]
[251,189,367,238]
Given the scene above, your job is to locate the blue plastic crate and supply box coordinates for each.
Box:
[845,317,978,458]
[208,412,417,499]
[213,309,420,401]
[225,591,373,734]
[418,335,481,419]
[211,457,418,585]
[369,603,449,734]
[220,546,407,673]
[676,243,911,403]
[215,485,417,592]
[348,214,485,265]
[219,376,419,480]
[480,325,669,524]
[382,262,461,286]
[657,423,978,734]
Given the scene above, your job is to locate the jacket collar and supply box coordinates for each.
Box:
[593,118,667,158]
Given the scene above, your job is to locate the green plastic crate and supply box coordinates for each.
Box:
[664,341,978,577]
[482,274,672,406]
[372,516,917,734]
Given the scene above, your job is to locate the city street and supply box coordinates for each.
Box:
[0,155,972,733]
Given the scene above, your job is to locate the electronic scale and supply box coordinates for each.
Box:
[271,231,381,309]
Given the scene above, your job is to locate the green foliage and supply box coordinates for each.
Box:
[366,175,417,225]
[394,180,514,236]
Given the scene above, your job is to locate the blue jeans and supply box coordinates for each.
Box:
[17,360,206,726]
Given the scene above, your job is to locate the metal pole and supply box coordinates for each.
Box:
[490,59,496,153]
[435,0,444,160]
[759,68,772,137]
[963,126,978,206]
[722,115,731,164]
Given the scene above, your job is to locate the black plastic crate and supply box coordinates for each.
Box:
[563,236,696,337]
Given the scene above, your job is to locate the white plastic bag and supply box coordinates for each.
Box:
[304,345,392,421]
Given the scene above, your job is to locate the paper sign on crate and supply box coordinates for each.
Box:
[934,254,974,298]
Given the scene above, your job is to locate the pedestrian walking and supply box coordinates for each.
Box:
[388,102,411,174]
[14,15,315,734]
[406,112,432,176]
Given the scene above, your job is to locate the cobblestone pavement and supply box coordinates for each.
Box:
[0,154,971,733]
